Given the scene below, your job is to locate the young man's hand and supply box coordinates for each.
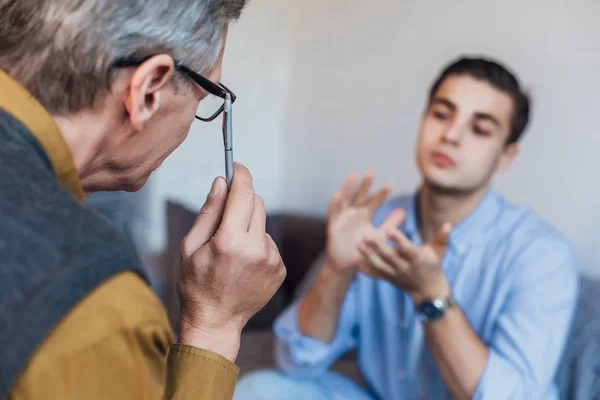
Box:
[357,221,452,303]
[296,170,404,343]
[325,170,404,277]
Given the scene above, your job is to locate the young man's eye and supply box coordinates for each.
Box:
[473,126,491,136]
[433,111,448,120]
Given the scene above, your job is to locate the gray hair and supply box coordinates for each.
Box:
[0,0,248,115]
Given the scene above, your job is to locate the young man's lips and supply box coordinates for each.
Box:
[431,151,456,167]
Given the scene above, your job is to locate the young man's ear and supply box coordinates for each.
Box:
[125,54,175,131]
[498,142,519,171]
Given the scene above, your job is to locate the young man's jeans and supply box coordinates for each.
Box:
[233,370,373,400]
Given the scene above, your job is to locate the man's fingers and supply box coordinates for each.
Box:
[367,184,393,212]
[221,163,255,232]
[339,171,358,207]
[357,242,396,279]
[387,228,418,260]
[362,235,406,270]
[431,223,452,256]
[249,195,266,234]
[266,233,279,253]
[380,208,406,231]
[327,191,342,222]
[352,170,375,205]
[266,233,285,270]
[182,176,227,254]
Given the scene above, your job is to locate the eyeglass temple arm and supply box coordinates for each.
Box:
[114,57,230,100]
[176,63,228,99]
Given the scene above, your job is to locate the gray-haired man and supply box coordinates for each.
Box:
[0,1,286,399]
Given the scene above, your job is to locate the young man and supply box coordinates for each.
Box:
[0,1,286,399]
[235,57,579,399]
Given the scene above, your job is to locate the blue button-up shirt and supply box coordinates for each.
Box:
[274,188,579,400]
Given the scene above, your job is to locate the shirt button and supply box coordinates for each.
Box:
[398,369,408,380]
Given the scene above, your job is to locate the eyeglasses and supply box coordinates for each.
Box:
[113,57,237,122]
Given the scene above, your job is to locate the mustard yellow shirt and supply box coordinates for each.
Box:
[0,69,239,400]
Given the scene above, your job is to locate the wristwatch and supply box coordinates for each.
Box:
[415,295,456,322]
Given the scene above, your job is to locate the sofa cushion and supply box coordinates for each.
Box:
[555,276,600,399]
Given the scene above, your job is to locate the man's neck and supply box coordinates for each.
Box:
[52,111,116,194]
[418,184,489,243]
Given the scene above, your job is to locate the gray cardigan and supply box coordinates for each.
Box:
[0,109,145,396]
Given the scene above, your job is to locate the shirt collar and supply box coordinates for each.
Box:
[404,187,502,254]
[0,69,84,202]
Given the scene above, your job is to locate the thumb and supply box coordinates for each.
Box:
[380,208,406,231]
[431,223,452,256]
[183,177,228,251]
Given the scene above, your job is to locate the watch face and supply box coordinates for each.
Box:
[417,300,444,321]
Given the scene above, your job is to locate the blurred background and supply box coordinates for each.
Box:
[89,0,599,291]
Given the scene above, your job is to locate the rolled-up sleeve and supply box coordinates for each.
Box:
[473,236,579,399]
[274,281,359,379]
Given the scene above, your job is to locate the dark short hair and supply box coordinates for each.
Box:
[428,57,531,144]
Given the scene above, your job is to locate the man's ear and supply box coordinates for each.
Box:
[125,55,175,131]
[497,142,519,171]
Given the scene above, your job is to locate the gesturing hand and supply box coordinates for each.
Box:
[357,219,452,303]
[326,170,405,275]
